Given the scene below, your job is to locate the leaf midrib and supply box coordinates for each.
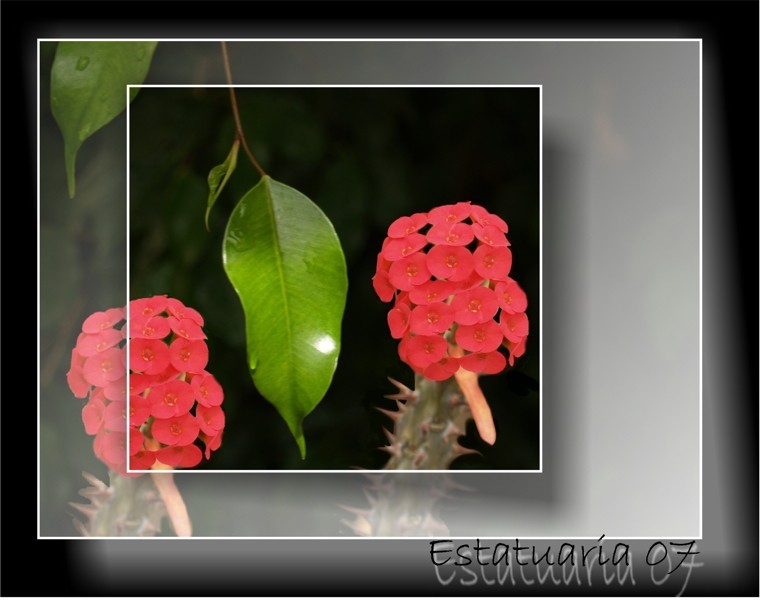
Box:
[262,178,298,408]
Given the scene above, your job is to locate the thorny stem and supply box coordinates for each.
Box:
[220,41,266,177]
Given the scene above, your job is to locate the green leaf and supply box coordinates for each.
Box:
[206,138,240,230]
[50,41,157,197]
[222,176,348,458]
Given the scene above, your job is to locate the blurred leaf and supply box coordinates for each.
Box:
[50,41,157,197]
[206,138,239,230]
[222,176,348,458]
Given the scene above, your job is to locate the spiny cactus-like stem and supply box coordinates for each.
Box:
[71,471,168,536]
[380,374,478,470]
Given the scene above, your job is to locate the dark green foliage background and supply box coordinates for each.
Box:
[40,43,539,533]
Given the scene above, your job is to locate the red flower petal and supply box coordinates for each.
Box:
[387,213,428,238]
[104,400,127,432]
[200,430,223,460]
[387,302,411,339]
[455,320,504,353]
[372,269,396,303]
[82,394,106,435]
[166,298,204,326]
[104,377,127,403]
[507,336,528,366]
[167,316,207,340]
[459,351,507,375]
[426,222,475,246]
[470,204,509,233]
[495,278,528,313]
[425,245,474,282]
[382,233,428,261]
[67,359,91,398]
[129,394,152,427]
[129,338,171,375]
[423,357,460,381]
[451,287,499,326]
[82,308,125,334]
[406,335,448,370]
[130,296,168,320]
[76,329,123,357]
[408,279,458,305]
[191,372,224,407]
[169,338,209,374]
[83,347,126,387]
[409,302,454,335]
[428,202,472,226]
[156,444,202,468]
[148,379,195,418]
[129,426,145,455]
[196,405,225,436]
[151,413,200,447]
[130,315,171,340]
[473,245,512,280]
[388,252,431,291]
[472,223,509,247]
[500,310,530,343]
[129,450,156,470]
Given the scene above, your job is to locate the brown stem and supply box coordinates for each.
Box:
[220,41,266,177]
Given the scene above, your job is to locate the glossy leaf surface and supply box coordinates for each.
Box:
[223,176,348,457]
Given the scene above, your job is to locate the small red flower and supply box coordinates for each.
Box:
[148,379,195,419]
[82,393,106,435]
[473,245,512,280]
[130,296,168,320]
[130,314,171,340]
[82,347,125,387]
[472,222,509,247]
[165,297,204,326]
[82,308,125,334]
[167,317,207,341]
[152,413,200,447]
[169,338,208,374]
[191,372,224,408]
[495,278,528,314]
[196,405,226,436]
[409,302,454,336]
[470,204,508,233]
[428,202,472,225]
[450,287,499,326]
[455,320,503,353]
[129,338,171,375]
[388,252,431,291]
[426,245,474,282]
[500,310,530,343]
[406,334,448,370]
[387,213,428,238]
[382,233,428,261]
[75,329,123,357]
[387,301,412,339]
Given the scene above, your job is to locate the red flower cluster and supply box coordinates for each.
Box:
[66,296,224,475]
[373,202,529,381]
